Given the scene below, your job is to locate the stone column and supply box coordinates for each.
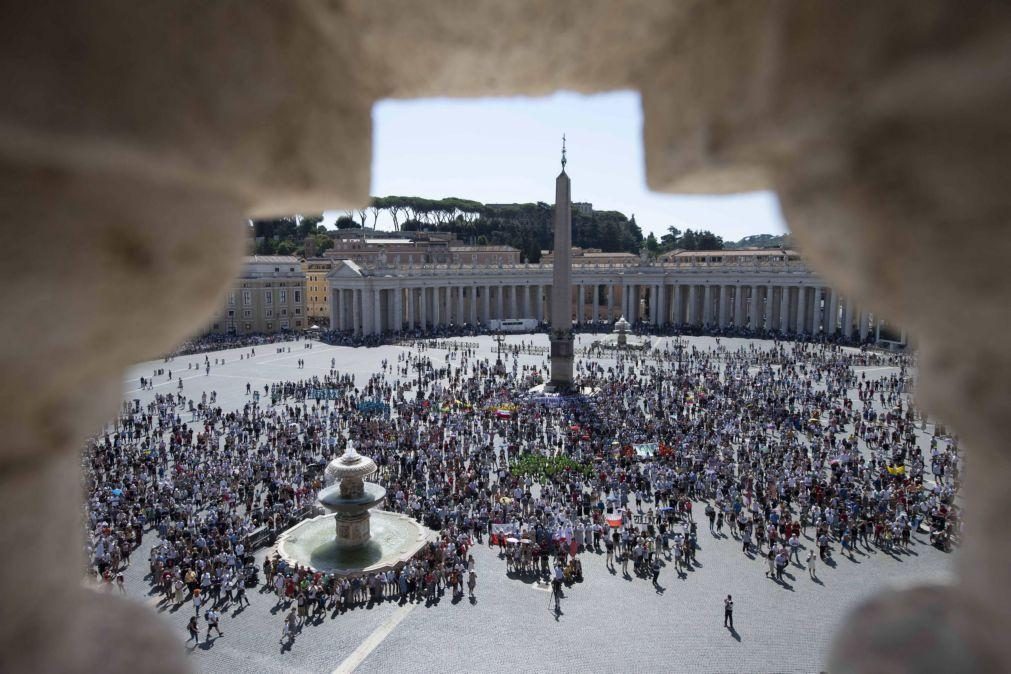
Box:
[734,284,744,327]
[329,285,339,331]
[607,283,615,322]
[353,288,362,335]
[592,284,599,324]
[432,286,441,327]
[673,283,683,325]
[418,288,426,329]
[687,284,697,325]
[843,297,854,340]
[794,287,805,334]
[812,286,820,335]
[657,283,667,326]
[703,284,713,327]
[496,285,503,320]
[404,287,413,329]
[393,285,402,333]
[764,283,774,329]
[362,288,374,335]
[470,284,478,325]
[457,285,465,324]
[780,285,790,334]
[510,284,518,319]
[752,282,760,327]
[827,288,839,334]
[652,284,660,325]
[372,287,382,335]
[482,285,490,324]
[859,309,870,341]
[718,285,729,328]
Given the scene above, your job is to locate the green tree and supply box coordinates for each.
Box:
[645,232,660,253]
[660,226,682,251]
[275,240,298,255]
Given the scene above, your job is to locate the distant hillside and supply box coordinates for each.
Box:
[724,233,791,249]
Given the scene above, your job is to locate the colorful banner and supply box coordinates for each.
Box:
[633,442,659,458]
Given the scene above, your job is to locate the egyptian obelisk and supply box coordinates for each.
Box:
[547,135,574,392]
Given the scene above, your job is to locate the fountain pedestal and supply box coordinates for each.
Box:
[334,511,371,546]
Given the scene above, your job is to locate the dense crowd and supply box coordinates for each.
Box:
[83,335,959,647]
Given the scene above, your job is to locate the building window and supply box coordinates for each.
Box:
[295,308,301,315]
[280,308,287,317]
[243,309,252,318]
[227,310,235,317]
[274,267,280,272]
[279,289,287,303]
[242,290,251,305]
[265,308,273,318]
[228,291,236,306]
[296,320,302,327]
[294,290,301,304]
[264,290,272,304]
[213,323,219,330]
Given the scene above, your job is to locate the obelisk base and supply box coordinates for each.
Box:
[546,331,574,393]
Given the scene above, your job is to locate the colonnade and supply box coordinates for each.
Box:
[328,273,882,341]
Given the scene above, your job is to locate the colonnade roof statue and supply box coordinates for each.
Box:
[547,134,574,392]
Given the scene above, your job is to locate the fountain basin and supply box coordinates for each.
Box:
[275,510,434,576]
[317,482,387,512]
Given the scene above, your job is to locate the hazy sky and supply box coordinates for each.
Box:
[324,91,787,242]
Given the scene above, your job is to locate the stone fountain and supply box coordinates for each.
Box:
[587,315,648,353]
[275,444,433,575]
[319,446,386,548]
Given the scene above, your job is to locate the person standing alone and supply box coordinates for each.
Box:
[724,594,734,629]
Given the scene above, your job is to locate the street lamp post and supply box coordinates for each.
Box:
[494,330,506,375]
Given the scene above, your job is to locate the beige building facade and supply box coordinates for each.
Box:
[304,257,334,324]
[326,253,896,343]
[210,256,307,334]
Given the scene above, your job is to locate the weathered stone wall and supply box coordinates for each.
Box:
[1,1,1008,671]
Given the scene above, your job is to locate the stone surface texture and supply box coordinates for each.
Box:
[1,1,1008,672]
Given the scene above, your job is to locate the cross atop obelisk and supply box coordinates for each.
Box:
[547,135,574,392]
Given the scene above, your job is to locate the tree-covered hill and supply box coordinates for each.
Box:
[250,196,765,261]
[724,233,792,249]
[253,197,645,262]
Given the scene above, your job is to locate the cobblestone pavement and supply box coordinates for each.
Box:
[112,335,955,673]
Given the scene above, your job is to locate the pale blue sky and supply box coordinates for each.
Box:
[325,91,787,242]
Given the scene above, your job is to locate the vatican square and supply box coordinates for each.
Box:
[95,322,958,674]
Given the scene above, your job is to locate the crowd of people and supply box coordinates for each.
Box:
[83,331,960,648]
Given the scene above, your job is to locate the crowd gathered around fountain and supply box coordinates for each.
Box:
[83,333,960,646]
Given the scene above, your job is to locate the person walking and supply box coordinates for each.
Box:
[185,616,199,646]
[724,595,734,629]
[204,608,223,641]
[807,549,817,578]
[281,608,297,646]
[234,580,250,607]
[467,570,477,598]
